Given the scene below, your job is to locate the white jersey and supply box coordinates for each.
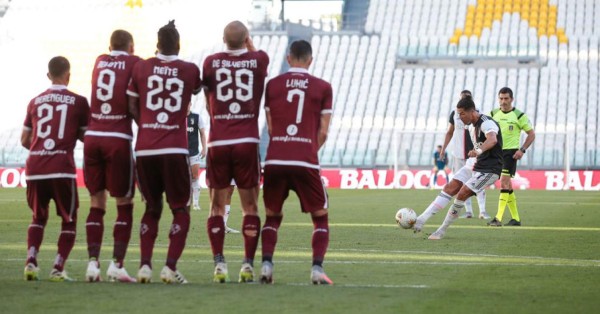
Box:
[449,110,474,160]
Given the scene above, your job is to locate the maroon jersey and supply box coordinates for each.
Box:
[23,85,90,179]
[87,51,141,140]
[264,68,333,168]
[127,54,201,156]
[202,49,269,147]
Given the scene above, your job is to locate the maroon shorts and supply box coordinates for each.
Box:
[206,143,260,189]
[136,154,191,211]
[83,136,135,198]
[26,178,78,223]
[263,165,328,214]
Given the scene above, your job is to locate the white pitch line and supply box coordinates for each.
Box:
[286,283,429,289]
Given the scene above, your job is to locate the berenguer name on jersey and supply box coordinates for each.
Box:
[34,93,76,105]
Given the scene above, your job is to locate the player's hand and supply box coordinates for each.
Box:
[467,150,478,158]
[513,150,523,160]
[200,148,207,159]
[245,36,256,52]
[440,150,446,161]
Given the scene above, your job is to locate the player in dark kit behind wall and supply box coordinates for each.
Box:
[22,56,90,281]
[202,20,269,283]
[84,29,141,283]
[261,40,334,284]
[127,20,202,284]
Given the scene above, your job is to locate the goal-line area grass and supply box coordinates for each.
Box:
[0,188,599,313]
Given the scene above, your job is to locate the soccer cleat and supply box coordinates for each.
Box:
[24,263,39,281]
[505,219,521,226]
[428,230,445,240]
[160,266,188,284]
[260,261,274,284]
[225,226,240,234]
[412,218,425,233]
[107,261,136,283]
[49,269,75,282]
[238,263,254,283]
[213,262,229,283]
[479,212,491,219]
[86,260,102,282]
[193,204,201,211]
[487,218,502,227]
[137,265,152,284]
[310,266,333,285]
[459,212,474,219]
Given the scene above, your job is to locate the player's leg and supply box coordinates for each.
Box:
[430,172,499,240]
[136,156,164,283]
[189,155,201,210]
[49,178,78,281]
[233,143,262,283]
[491,150,514,225]
[206,145,231,282]
[160,154,191,284]
[476,190,490,219]
[504,155,521,225]
[24,180,50,281]
[224,185,239,233]
[260,165,287,284]
[432,167,438,187]
[83,138,106,281]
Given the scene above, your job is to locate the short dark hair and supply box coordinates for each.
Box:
[110,29,133,51]
[157,20,179,54]
[289,40,312,62]
[48,56,70,78]
[457,97,476,111]
[498,87,513,98]
[460,89,472,97]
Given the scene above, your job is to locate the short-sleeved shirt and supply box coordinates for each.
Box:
[449,110,474,159]
[23,85,90,180]
[433,151,448,169]
[127,53,202,156]
[187,112,205,156]
[490,108,532,150]
[86,51,142,140]
[264,68,333,168]
[470,115,503,175]
[202,49,269,147]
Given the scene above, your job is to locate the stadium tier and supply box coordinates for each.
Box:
[0,0,598,169]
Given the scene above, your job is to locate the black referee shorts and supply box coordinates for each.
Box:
[501,149,519,178]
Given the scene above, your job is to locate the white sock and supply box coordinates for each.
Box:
[192,178,200,206]
[418,191,452,223]
[476,190,487,213]
[439,199,465,231]
[465,197,473,214]
[223,205,231,225]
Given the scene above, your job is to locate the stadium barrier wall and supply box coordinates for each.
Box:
[1,168,599,191]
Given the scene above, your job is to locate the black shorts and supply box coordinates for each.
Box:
[501,149,519,177]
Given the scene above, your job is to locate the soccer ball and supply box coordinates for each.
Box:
[395,208,417,229]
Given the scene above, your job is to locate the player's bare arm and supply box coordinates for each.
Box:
[20,129,32,149]
[513,128,535,160]
[265,110,273,136]
[468,131,498,158]
[199,127,207,158]
[245,36,256,52]
[318,113,331,149]
[77,127,87,142]
[440,123,454,161]
[128,96,140,124]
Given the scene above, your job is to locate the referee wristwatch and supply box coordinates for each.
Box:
[519,147,526,153]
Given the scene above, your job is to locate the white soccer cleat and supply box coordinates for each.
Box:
[413,218,425,233]
[479,212,491,219]
[24,263,40,281]
[225,226,240,234]
[137,265,152,284]
[459,212,474,219]
[260,261,273,284]
[107,261,136,283]
[193,204,201,211]
[160,266,188,284]
[310,266,333,285]
[213,262,229,283]
[86,260,101,282]
[428,230,445,240]
[238,263,254,283]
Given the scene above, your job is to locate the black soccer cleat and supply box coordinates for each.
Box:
[504,219,521,226]
[487,218,502,227]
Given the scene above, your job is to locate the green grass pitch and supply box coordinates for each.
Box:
[0,188,599,313]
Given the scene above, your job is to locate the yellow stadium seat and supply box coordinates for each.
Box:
[449,36,459,45]
[454,28,463,36]
[550,5,557,13]
[559,35,568,44]
[473,28,482,37]
[521,11,529,19]
[529,19,538,27]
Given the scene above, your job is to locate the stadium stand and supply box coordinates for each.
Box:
[0,0,598,171]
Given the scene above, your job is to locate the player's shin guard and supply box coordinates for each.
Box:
[223,205,231,225]
[113,204,133,268]
[507,190,520,221]
[465,197,473,214]
[311,214,329,267]
[261,216,283,262]
[166,210,190,271]
[140,211,159,268]
[192,178,200,205]
[242,215,260,265]
[418,191,452,223]
[54,221,76,272]
[207,216,226,261]
[26,219,47,266]
[441,200,465,229]
[86,207,105,261]
[496,189,510,220]
[477,190,487,213]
